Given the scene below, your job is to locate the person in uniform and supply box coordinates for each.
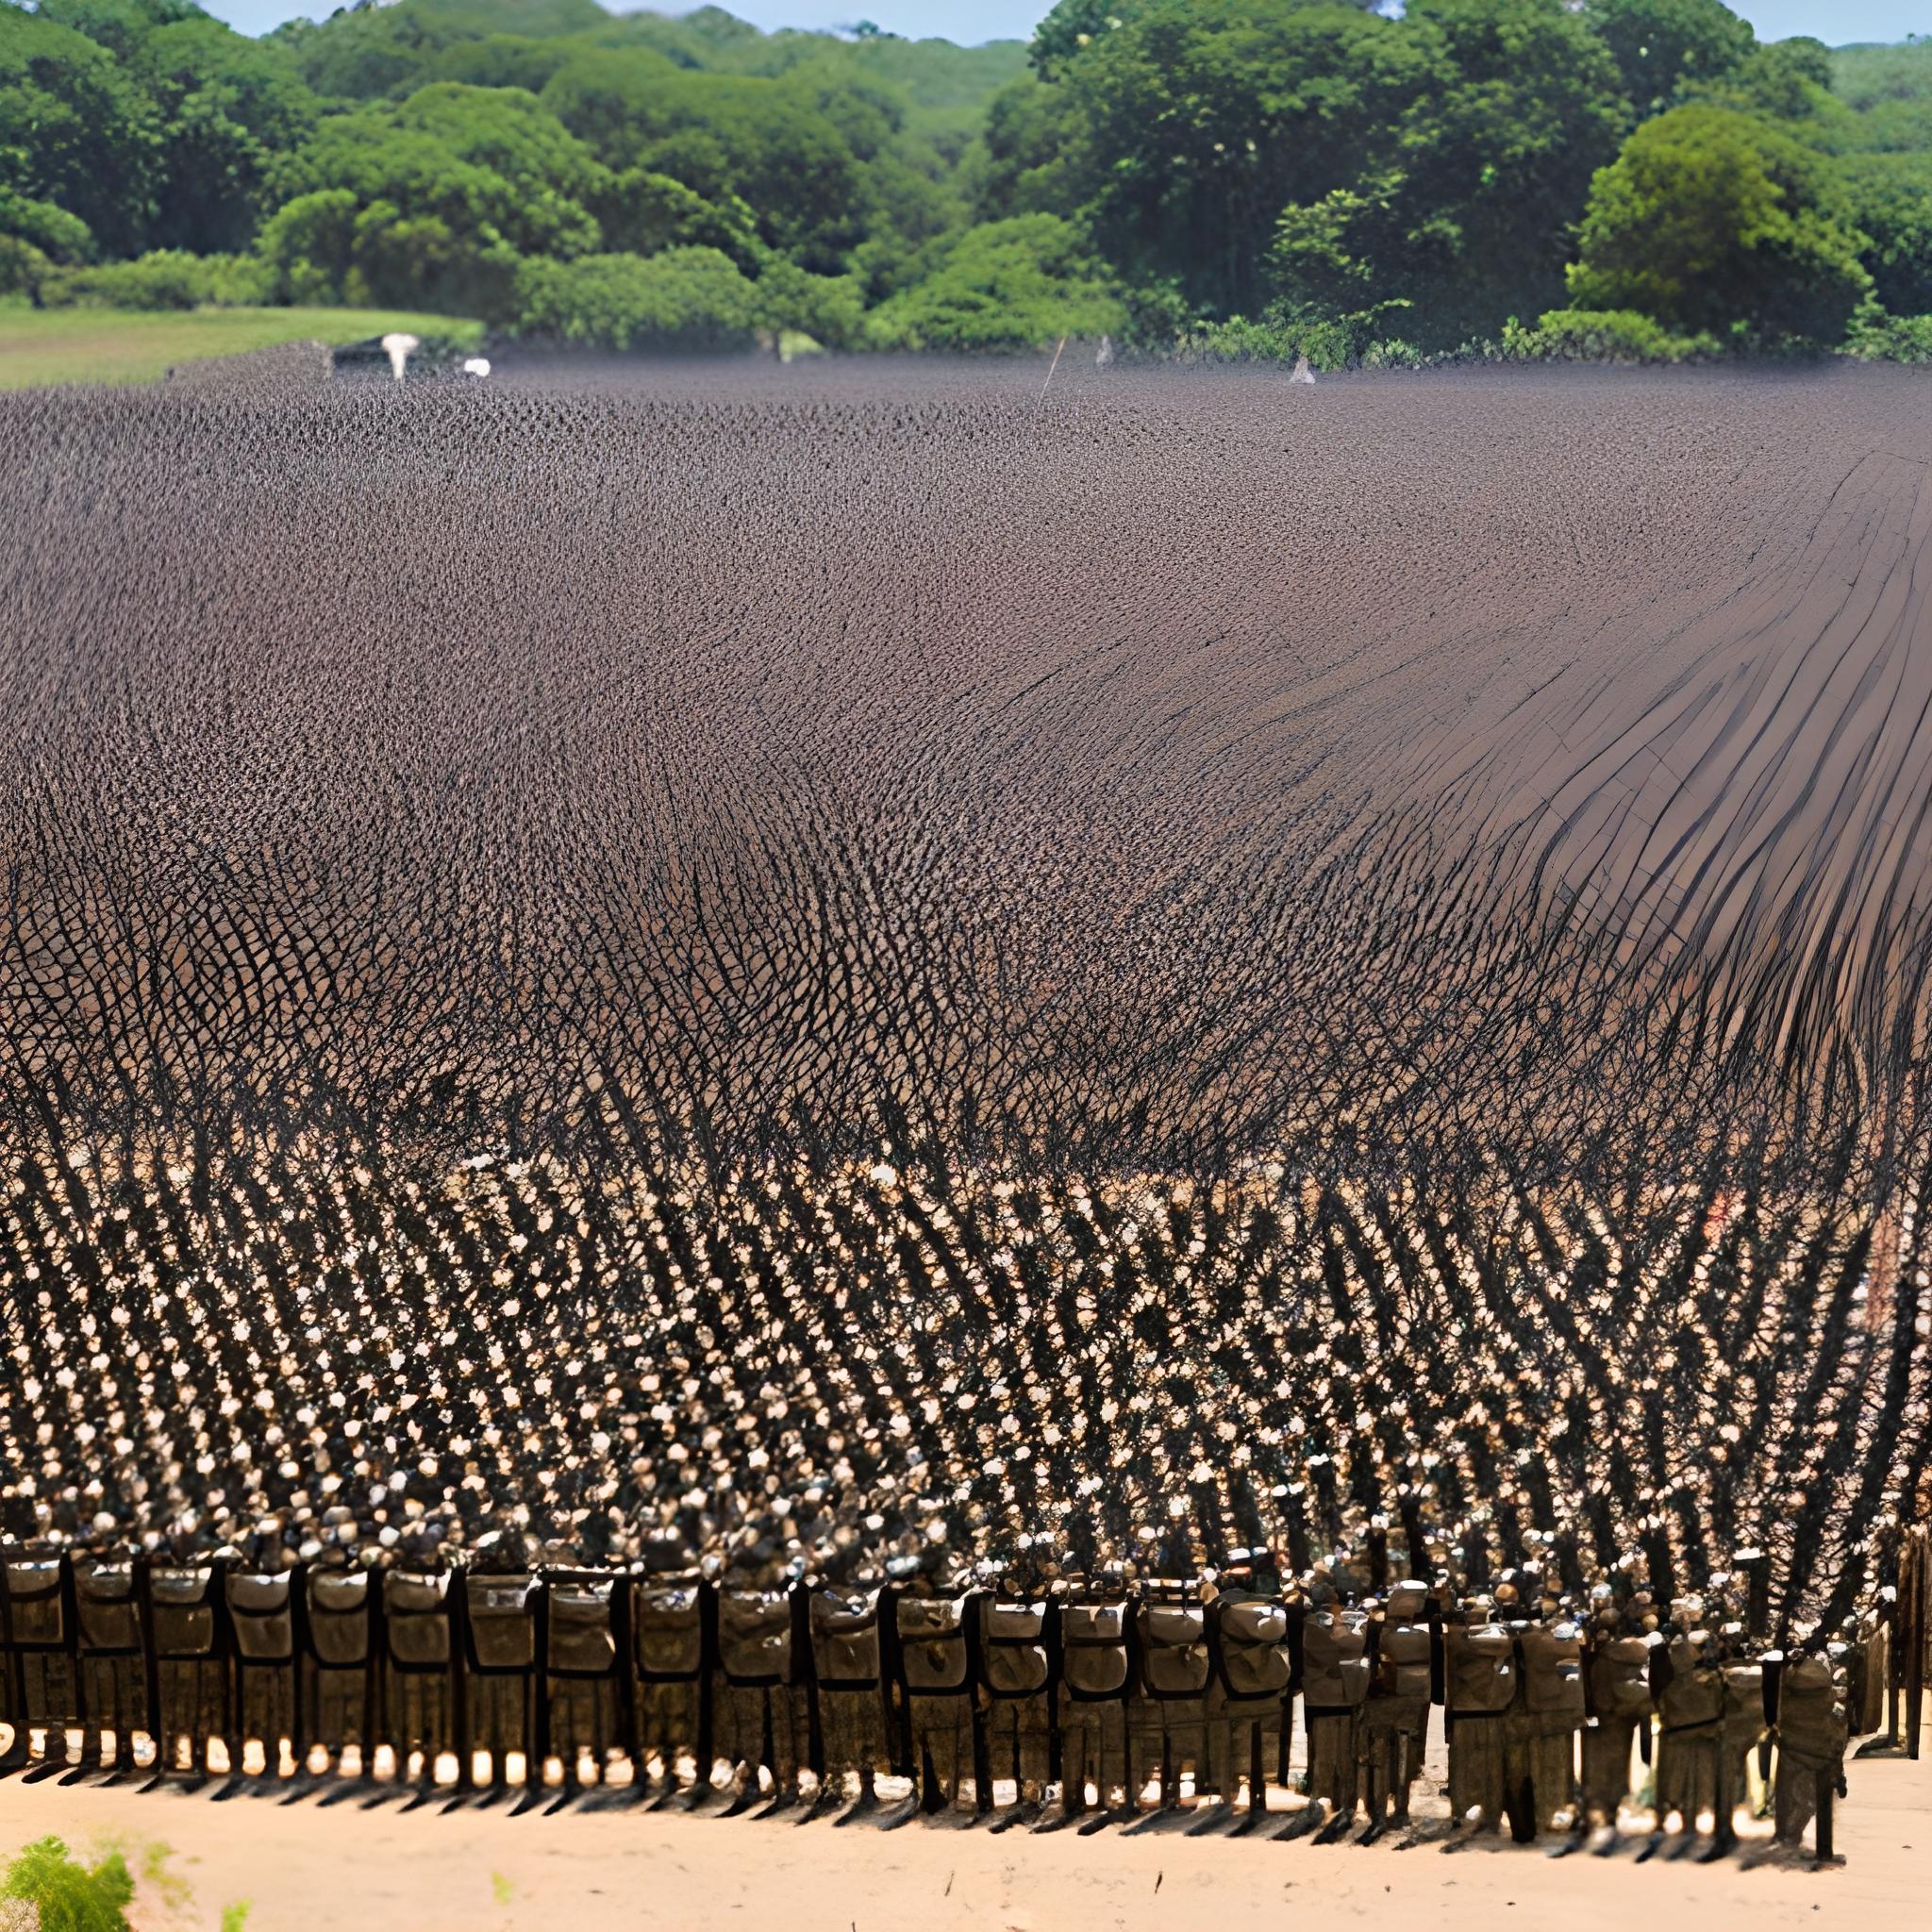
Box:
[1443,1592,1517,1835]
[464,1557,541,1802]
[809,1577,892,1815]
[226,1561,297,1782]
[1055,1574,1134,1828]
[74,1554,147,1778]
[2,1549,77,1774]
[543,1566,623,1797]
[1652,1595,1725,1848]
[381,1564,456,1795]
[893,1577,975,1814]
[1357,1579,1434,1839]
[1581,1582,1653,1842]
[1126,1579,1213,1826]
[713,1564,803,1812]
[1772,1643,1849,1857]
[1509,1585,1585,1840]
[301,1557,373,1786]
[147,1557,230,1784]
[1297,1573,1372,1838]
[631,1566,711,1803]
[1205,1559,1293,1831]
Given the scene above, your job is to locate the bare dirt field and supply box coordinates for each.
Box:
[4,1706,1927,1932]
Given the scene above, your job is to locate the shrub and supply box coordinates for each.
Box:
[1504,308,1721,364]
[1164,301,1413,372]
[1843,300,1932,364]
[41,251,275,311]
[752,257,864,353]
[1,1836,134,1932]
[509,246,760,352]
[863,216,1124,353]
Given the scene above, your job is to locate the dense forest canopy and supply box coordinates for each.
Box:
[2,0,1930,360]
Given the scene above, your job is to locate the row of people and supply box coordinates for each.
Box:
[2,1547,1886,1855]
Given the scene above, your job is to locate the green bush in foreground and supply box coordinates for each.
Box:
[1843,298,1932,363]
[1,1836,134,1932]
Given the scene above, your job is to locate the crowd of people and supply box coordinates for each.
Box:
[3,354,1930,1657]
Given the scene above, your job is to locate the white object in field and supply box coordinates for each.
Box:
[462,356,491,378]
[380,331,420,382]
[1095,334,1114,367]
[1291,353,1316,384]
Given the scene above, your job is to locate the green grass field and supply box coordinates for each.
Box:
[0,305,483,391]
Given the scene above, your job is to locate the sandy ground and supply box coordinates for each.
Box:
[3,1707,1926,1932]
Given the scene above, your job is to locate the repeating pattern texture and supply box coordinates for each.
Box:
[2,356,1928,1633]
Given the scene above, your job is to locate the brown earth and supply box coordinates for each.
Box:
[2,1704,1927,1932]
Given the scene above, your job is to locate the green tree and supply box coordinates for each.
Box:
[1050,0,1431,319]
[975,72,1079,221]
[262,83,603,314]
[275,83,605,259]
[256,185,356,302]
[0,179,93,298]
[1029,0,1141,81]
[1722,36,1833,123]
[273,0,607,103]
[0,2,160,257]
[0,180,93,260]
[1581,0,1756,122]
[135,15,319,254]
[1567,104,1872,341]
[1378,0,1626,340]
[864,213,1124,350]
[591,168,759,268]
[1119,0,1624,349]
[432,33,575,94]
[1840,152,1932,318]
[542,57,865,272]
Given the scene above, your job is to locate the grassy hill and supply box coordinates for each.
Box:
[0,305,483,390]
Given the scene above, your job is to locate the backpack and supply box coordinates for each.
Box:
[1446,1622,1516,1714]
[1213,1595,1291,1700]
[1136,1600,1211,1700]
[1302,1609,1373,1711]
[897,1594,971,1694]
[1376,1618,1433,1700]
[1590,1635,1653,1720]
[635,1583,706,1681]
[149,1568,216,1659]
[547,1578,616,1676]
[1519,1621,1584,1718]
[1777,1655,1847,1763]
[385,1573,452,1670]
[811,1587,883,1689]
[718,1589,792,1687]
[1061,1601,1130,1702]
[306,1568,370,1667]
[227,1574,294,1661]
[75,1565,141,1656]
[5,1557,66,1652]
[1660,1637,1722,1730]
[980,1601,1051,1698]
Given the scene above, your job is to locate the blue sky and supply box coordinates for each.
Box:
[193,3,1932,49]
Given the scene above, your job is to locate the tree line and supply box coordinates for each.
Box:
[2,0,1930,363]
